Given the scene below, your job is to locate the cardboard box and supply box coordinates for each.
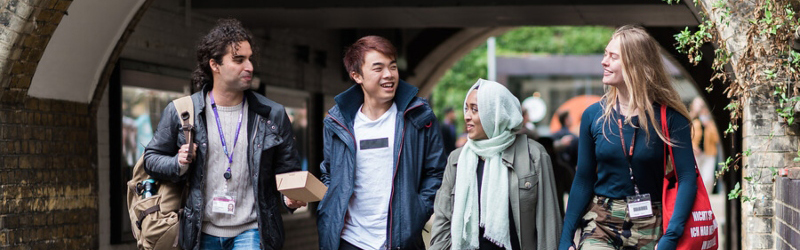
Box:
[276,171,327,202]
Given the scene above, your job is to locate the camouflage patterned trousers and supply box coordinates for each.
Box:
[574,196,662,250]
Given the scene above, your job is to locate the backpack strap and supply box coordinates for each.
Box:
[136,205,161,230]
[173,96,194,159]
[172,96,194,220]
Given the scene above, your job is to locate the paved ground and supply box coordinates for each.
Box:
[709,192,727,250]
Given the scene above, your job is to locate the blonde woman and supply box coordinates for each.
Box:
[430,79,562,250]
[558,25,698,250]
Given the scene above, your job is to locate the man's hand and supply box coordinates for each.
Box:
[284,196,307,209]
[178,143,198,167]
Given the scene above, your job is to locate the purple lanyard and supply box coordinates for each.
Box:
[209,91,245,179]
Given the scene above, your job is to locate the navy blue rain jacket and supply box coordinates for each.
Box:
[316,80,446,250]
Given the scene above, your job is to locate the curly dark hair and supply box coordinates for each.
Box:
[191,18,257,90]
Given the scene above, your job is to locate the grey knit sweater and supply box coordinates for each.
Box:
[201,95,258,237]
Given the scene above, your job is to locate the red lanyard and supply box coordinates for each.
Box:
[616,99,641,195]
[617,117,636,163]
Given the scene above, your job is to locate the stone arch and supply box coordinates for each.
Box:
[0,0,68,105]
[0,0,155,248]
[406,27,512,97]
[0,2,740,249]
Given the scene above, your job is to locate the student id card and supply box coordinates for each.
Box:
[626,193,653,219]
[211,187,236,215]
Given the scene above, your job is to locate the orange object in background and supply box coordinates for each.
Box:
[549,95,602,135]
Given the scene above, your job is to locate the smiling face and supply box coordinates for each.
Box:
[464,90,488,140]
[351,50,398,105]
[601,36,624,87]
[211,41,254,92]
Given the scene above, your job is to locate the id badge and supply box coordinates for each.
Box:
[626,193,653,219]
[211,187,236,215]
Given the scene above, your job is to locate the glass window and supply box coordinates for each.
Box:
[111,63,190,243]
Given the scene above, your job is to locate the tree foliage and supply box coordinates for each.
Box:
[664,0,800,202]
[497,26,614,55]
[431,26,614,133]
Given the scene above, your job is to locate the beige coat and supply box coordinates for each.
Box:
[430,134,562,250]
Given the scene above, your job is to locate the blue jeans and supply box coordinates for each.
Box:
[201,228,260,250]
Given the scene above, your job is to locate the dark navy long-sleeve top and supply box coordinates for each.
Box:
[558,102,697,250]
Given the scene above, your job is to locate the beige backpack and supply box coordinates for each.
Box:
[127,96,193,250]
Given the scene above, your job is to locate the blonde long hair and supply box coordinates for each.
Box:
[599,25,690,145]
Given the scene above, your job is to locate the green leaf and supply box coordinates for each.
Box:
[744,149,753,156]
[728,182,742,200]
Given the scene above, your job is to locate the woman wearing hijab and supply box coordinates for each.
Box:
[558,25,697,250]
[430,79,562,250]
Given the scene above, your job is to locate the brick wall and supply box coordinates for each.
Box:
[0,0,70,104]
[0,0,102,249]
[776,170,800,250]
[0,97,96,249]
[743,100,784,250]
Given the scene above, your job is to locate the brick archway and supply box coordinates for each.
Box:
[0,0,154,248]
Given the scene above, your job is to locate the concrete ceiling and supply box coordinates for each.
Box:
[192,0,699,28]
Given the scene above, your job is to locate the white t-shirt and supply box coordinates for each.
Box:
[341,103,398,250]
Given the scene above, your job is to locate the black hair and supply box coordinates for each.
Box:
[191,18,257,90]
[558,111,570,126]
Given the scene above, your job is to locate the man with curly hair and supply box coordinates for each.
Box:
[144,18,304,250]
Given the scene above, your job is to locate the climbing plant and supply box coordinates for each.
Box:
[665,0,800,202]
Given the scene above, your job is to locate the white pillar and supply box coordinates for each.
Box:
[487,37,496,81]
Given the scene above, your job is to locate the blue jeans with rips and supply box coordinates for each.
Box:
[200,228,260,250]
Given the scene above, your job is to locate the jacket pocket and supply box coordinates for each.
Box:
[260,132,283,151]
[518,174,539,205]
[518,174,538,190]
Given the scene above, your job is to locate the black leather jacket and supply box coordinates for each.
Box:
[144,85,300,250]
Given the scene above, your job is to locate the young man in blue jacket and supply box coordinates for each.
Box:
[316,35,446,250]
